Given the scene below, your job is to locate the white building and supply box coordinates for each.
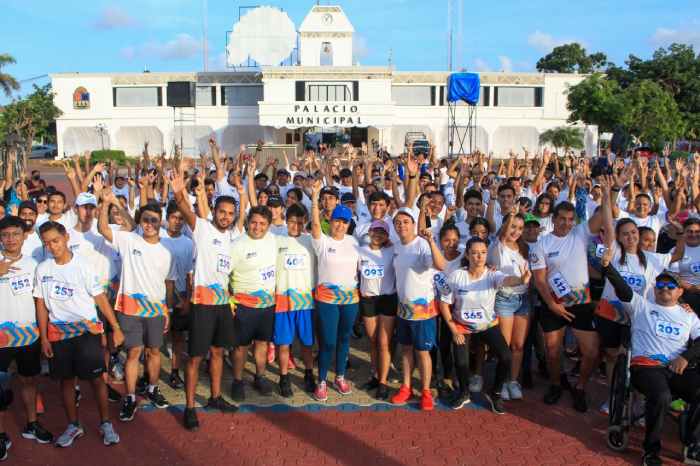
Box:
[51,5,597,159]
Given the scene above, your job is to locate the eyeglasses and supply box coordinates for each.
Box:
[655,281,678,290]
[36,199,48,204]
[141,216,160,225]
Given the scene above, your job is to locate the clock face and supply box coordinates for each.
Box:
[322,13,333,25]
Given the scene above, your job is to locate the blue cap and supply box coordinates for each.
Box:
[330,205,353,222]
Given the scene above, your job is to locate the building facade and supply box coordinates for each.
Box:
[51,5,597,159]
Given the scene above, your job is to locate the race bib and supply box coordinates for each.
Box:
[51,281,75,301]
[217,254,231,273]
[459,308,486,323]
[10,274,31,296]
[361,263,385,279]
[284,254,306,270]
[548,272,572,298]
[259,265,275,283]
[620,272,645,294]
[690,262,700,275]
[655,320,682,342]
[432,272,451,295]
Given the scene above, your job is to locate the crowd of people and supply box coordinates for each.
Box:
[0,140,699,465]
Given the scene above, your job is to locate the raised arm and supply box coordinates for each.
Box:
[420,228,446,271]
[310,179,323,240]
[169,166,197,230]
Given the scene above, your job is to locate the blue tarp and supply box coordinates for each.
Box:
[447,72,480,105]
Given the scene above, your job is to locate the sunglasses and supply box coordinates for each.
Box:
[655,281,678,290]
[37,199,48,204]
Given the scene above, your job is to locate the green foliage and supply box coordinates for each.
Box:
[566,73,624,134]
[538,126,584,153]
[89,150,128,165]
[0,53,19,97]
[536,43,609,73]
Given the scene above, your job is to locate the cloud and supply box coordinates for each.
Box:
[473,58,491,72]
[498,55,513,72]
[121,33,203,61]
[650,21,700,49]
[93,5,138,30]
[527,30,578,52]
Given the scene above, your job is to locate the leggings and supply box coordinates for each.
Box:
[431,315,454,383]
[316,302,359,382]
[453,325,512,395]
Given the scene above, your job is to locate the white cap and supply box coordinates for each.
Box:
[75,192,97,207]
[393,207,416,223]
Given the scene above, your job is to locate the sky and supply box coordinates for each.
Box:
[1,0,699,104]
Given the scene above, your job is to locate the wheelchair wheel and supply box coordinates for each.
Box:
[607,425,629,451]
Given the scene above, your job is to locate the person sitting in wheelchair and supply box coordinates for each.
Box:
[601,254,700,466]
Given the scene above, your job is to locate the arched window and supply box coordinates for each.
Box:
[320,41,333,66]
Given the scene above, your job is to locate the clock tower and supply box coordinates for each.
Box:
[299,5,354,67]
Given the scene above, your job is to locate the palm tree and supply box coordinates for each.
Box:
[0,54,20,98]
[539,126,584,154]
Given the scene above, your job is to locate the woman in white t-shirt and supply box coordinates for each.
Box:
[533,194,554,235]
[439,237,531,413]
[489,211,531,401]
[310,180,361,402]
[358,219,396,400]
[675,217,700,315]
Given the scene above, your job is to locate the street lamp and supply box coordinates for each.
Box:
[96,123,108,150]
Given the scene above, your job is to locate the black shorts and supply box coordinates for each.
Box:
[170,306,190,333]
[589,276,605,302]
[540,302,596,333]
[595,316,629,349]
[360,294,398,318]
[0,343,41,377]
[188,304,235,357]
[233,305,274,347]
[49,333,105,381]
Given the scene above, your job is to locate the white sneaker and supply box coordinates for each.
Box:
[55,424,84,448]
[508,381,523,400]
[99,421,120,446]
[468,375,483,393]
[500,384,510,401]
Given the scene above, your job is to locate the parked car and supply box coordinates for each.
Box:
[29,144,57,159]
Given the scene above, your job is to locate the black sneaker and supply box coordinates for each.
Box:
[642,450,662,466]
[136,376,148,396]
[571,387,588,413]
[21,421,53,444]
[362,377,380,391]
[253,375,273,396]
[684,443,700,465]
[205,396,238,413]
[484,393,506,415]
[231,379,246,402]
[183,408,199,432]
[304,371,316,393]
[119,397,137,422]
[450,391,471,410]
[376,383,390,401]
[146,386,169,409]
[544,384,563,405]
[168,371,185,390]
[107,385,121,403]
[0,433,10,461]
[279,376,293,398]
[74,386,81,408]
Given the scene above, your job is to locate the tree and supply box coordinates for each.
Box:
[566,73,625,134]
[536,43,609,73]
[0,53,19,97]
[0,84,62,168]
[621,79,685,152]
[539,126,584,154]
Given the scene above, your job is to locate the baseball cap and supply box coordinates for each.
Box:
[267,195,284,207]
[75,192,98,207]
[18,200,37,214]
[330,205,352,222]
[394,207,416,223]
[341,192,356,204]
[523,213,540,225]
[369,219,390,233]
[320,186,339,198]
[655,270,681,286]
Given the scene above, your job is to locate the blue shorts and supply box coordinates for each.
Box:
[397,317,436,351]
[273,309,314,346]
[494,292,530,318]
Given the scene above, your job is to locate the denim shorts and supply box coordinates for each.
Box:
[494,292,530,318]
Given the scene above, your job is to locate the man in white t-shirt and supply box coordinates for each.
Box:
[35,221,123,448]
[354,191,399,246]
[18,201,44,262]
[0,216,53,458]
[98,192,176,422]
[530,187,610,413]
[35,191,75,231]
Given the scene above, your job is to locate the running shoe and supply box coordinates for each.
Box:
[168,371,185,390]
[205,396,238,413]
[0,433,10,461]
[279,375,293,398]
[304,370,316,393]
[484,393,506,415]
[641,451,662,466]
[362,377,379,391]
[55,423,84,448]
[391,385,412,405]
[468,375,483,393]
[184,408,199,431]
[420,390,434,411]
[99,421,120,446]
[107,385,121,403]
[313,381,328,402]
[450,391,471,410]
[571,387,588,413]
[253,375,273,396]
[231,379,245,402]
[21,421,53,444]
[508,381,523,400]
[333,376,352,395]
[500,384,510,401]
[684,443,700,465]
[376,383,390,401]
[119,397,138,422]
[146,386,169,409]
[543,384,563,405]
